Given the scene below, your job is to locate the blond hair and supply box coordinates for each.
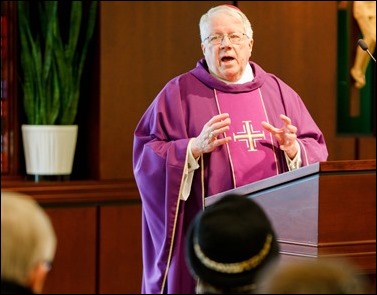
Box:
[1,191,57,286]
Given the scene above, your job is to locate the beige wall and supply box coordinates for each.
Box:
[99,1,376,180]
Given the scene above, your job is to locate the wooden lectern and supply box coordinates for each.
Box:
[206,160,376,280]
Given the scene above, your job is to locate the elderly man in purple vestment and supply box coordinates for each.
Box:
[133,4,328,294]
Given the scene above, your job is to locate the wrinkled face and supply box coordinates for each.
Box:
[201,12,253,82]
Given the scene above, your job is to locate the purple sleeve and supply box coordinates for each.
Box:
[133,79,196,294]
[261,75,328,167]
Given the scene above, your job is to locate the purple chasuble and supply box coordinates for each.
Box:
[133,59,328,294]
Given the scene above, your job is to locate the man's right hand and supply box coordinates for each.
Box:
[191,113,232,158]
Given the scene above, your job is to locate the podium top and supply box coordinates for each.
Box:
[205,159,375,207]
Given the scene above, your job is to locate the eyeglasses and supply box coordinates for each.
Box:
[204,33,248,45]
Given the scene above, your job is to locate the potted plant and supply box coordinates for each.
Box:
[17,1,98,180]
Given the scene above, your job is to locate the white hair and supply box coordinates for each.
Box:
[1,191,57,286]
[199,5,253,42]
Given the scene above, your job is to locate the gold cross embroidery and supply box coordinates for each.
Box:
[233,121,265,151]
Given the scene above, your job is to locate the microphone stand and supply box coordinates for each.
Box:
[357,39,376,63]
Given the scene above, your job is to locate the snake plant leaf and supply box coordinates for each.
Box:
[17,1,98,126]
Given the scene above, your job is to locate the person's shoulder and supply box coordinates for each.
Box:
[251,61,280,80]
[153,68,198,102]
[252,61,289,88]
[163,66,201,89]
[254,63,300,99]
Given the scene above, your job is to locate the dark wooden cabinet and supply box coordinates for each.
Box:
[99,204,143,294]
[45,206,97,294]
[2,180,143,294]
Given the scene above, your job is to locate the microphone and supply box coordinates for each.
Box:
[357,39,376,63]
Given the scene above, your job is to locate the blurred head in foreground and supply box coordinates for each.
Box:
[1,191,57,294]
[256,257,370,294]
[186,194,280,294]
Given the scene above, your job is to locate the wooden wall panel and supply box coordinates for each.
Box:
[99,204,143,294]
[42,206,97,294]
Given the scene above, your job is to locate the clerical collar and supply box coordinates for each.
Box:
[213,63,254,85]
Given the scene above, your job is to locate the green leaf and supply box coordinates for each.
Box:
[18,1,98,125]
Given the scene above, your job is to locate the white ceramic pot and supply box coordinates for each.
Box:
[21,125,78,176]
